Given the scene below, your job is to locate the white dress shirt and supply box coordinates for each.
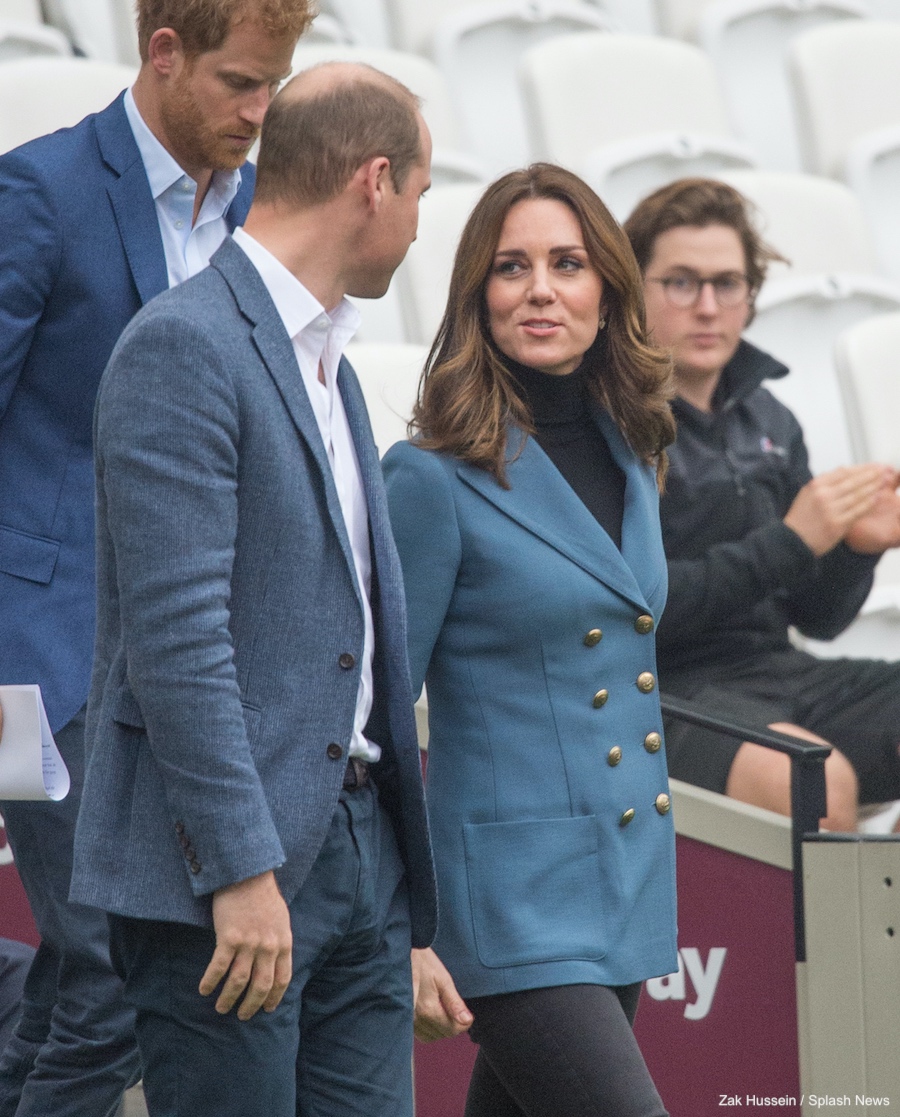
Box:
[232,228,380,763]
[124,88,240,287]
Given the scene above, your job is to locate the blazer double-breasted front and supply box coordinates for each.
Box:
[383,416,677,998]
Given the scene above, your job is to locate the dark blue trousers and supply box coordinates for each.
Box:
[0,709,141,1117]
[109,782,414,1117]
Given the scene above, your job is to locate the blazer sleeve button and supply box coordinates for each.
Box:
[189,860,202,874]
[174,821,185,835]
[326,742,343,760]
[338,653,356,670]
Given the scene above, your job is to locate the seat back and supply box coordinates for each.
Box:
[396,182,483,345]
[0,0,41,21]
[0,20,70,60]
[0,57,136,153]
[718,169,879,277]
[319,0,393,47]
[699,0,864,172]
[434,0,611,176]
[834,312,900,467]
[343,343,428,455]
[846,125,900,281]
[290,43,485,184]
[522,32,733,170]
[790,20,900,176]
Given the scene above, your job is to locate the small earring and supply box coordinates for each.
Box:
[598,315,606,330]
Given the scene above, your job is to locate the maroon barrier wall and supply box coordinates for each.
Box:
[0,816,39,947]
[414,833,799,1117]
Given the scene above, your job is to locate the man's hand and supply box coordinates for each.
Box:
[411,947,473,1042]
[199,870,292,1021]
[783,464,893,556]
[845,471,900,553]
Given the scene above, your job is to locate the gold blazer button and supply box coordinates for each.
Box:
[584,628,603,647]
[655,793,671,815]
[607,746,622,767]
[592,689,609,709]
[644,732,662,753]
[636,672,656,693]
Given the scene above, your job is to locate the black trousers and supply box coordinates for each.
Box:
[464,983,668,1117]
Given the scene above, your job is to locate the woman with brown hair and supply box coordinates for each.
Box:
[383,163,676,1116]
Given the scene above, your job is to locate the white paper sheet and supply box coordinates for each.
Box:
[0,686,70,801]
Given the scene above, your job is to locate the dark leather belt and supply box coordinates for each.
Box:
[343,757,370,791]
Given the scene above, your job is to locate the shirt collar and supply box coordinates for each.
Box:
[123,86,241,206]
[232,227,360,343]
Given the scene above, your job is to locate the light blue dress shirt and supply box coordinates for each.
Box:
[123,88,240,287]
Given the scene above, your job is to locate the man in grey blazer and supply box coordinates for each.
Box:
[71,63,436,1117]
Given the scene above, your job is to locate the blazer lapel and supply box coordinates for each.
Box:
[593,408,667,611]
[210,239,361,600]
[458,427,652,612]
[94,96,168,306]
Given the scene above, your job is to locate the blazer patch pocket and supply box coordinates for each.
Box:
[0,525,60,585]
[463,815,608,969]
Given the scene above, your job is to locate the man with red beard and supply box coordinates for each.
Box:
[0,4,309,1114]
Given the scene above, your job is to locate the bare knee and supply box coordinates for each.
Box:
[725,723,858,832]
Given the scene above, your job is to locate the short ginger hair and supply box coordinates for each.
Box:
[136,0,312,62]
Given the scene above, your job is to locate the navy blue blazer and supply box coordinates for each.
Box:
[70,238,437,944]
[0,94,254,733]
[384,423,677,998]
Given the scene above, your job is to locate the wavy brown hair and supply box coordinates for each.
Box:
[623,177,786,322]
[411,164,675,487]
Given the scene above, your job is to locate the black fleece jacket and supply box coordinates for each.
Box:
[657,339,878,674]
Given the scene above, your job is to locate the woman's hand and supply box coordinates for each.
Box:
[411,947,473,1042]
[845,471,900,553]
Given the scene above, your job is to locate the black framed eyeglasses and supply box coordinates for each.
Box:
[648,273,752,308]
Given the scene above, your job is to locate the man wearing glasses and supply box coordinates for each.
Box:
[624,177,900,832]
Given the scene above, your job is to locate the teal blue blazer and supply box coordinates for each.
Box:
[383,414,677,998]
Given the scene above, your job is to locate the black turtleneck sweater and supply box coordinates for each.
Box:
[508,359,626,550]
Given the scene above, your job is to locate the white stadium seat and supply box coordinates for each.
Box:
[789,19,900,177]
[834,312,900,469]
[804,314,900,661]
[789,20,900,280]
[318,0,393,47]
[303,13,354,46]
[432,0,612,176]
[386,0,479,54]
[290,43,486,186]
[521,32,756,219]
[0,20,70,60]
[0,0,70,59]
[343,343,428,455]
[698,0,865,172]
[599,0,658,34]
[396,182,483,345]
[0,57,136,153]
[715,170,900,473]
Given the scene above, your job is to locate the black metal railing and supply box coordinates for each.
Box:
[660,694,831,962]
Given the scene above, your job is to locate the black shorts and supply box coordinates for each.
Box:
[661,648,900,804]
